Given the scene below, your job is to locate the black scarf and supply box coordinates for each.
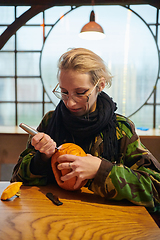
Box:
[46,91,118,161]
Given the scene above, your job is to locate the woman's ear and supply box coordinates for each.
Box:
[98,78,106,92]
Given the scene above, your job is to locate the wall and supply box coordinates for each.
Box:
[0,133,28,180]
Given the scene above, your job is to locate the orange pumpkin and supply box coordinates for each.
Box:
[51,143,87,191]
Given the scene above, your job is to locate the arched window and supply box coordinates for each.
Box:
[0,4,159,129]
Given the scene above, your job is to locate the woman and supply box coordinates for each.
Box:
[11,48,160,212]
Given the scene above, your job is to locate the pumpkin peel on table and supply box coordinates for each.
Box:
[1,182,22,200]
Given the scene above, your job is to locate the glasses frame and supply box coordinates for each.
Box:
[52,79,100,103]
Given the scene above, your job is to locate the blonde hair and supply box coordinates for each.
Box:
[57,48,112,87]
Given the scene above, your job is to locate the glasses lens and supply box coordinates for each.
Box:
[73,95,88,103]
[53,90,88,103]
[53,91,63,100]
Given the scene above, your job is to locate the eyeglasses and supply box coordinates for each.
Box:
[52,80,100,103]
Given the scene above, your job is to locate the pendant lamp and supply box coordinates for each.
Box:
[79,10,105,40]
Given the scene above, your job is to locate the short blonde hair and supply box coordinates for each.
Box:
[57,48,112,87]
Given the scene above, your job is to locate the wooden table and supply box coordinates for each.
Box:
[0,182,159,240]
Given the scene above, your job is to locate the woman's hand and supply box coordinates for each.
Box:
[31,133,57,161]
[57,154,102,189]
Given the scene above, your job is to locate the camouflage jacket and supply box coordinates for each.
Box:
[11,111,160,212]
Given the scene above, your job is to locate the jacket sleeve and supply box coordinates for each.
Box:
[10,111,55,185]
[89,116,160,212]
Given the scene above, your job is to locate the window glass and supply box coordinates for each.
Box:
[45,26,52,38]
[0,103,15,126]
[0,7,14,24]
[0,26,7,34]
[147,93,154,103]
[1,35,15,51]
[44,92,58,108]
[17,78,42,101]
[17,52,40,76]
[17,26,43,50]
[158,26,160,49]
[130,105,153,129]
[44,92,56,113]
[18,104,43,127]
[0,53,15,76]
[44,92,50,101]
[150,25,156,36]
[16,6,31,18]
[0,78,15,101]
[157,79,160,103]
[45,6,71,24]
[44,103,56,114]
[157,106,160,129]
[27,12,43,24]
[130,4,157,23]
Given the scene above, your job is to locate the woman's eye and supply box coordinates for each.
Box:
[76,90,88,95]
[61,91,68,95]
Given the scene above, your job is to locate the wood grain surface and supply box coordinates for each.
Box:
[0,182,159,240]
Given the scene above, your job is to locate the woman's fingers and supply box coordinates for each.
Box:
[31,132,44,145]
[57,160,74,170]
[57,154,75,163]
[57,154,102,188]
[31,133,57,158]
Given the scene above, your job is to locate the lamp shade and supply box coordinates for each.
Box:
[79,10,105,40]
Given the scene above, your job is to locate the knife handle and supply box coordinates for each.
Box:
[19,123,38,136]
[46,192,63,206]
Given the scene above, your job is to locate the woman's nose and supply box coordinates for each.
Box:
[66,96,77,107]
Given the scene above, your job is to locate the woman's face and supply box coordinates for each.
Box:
[58,69,99,117]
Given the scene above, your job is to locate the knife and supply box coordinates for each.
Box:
[19,123,38,136]
[19,123,59,151]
